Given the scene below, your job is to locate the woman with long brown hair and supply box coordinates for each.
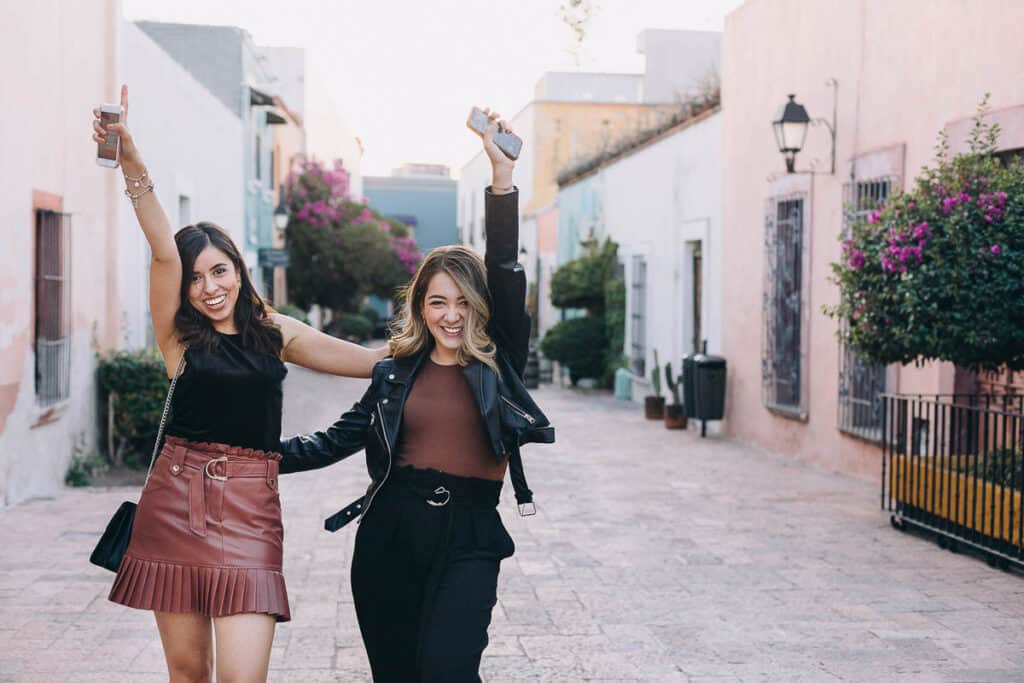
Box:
[278,109,555,681]
[92,85,388,682]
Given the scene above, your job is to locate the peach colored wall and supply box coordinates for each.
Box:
[721,0,1024,481]
[0,0,122,504]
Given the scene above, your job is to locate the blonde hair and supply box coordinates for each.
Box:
[389,246,498,372]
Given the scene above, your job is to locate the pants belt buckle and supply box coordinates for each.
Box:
[426,485,451,507]
[204,456,229,482]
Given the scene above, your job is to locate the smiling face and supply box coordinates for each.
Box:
[187,245,242,326]
[422,271,468,359]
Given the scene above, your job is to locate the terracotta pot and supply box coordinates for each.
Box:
[644,396,665,420]
[664,404,687,429]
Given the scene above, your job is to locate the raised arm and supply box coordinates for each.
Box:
[94,85,182,375]
[478,109,530,376]
[273,313,390,378]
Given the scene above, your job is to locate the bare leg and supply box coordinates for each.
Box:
[213,612,276,682]
[154,611,214,683]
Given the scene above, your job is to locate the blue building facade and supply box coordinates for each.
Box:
[363,174,457,252]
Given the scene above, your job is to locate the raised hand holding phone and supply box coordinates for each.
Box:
[468,106,518,194]
[93,85,143,176]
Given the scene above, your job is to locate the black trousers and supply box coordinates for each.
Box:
[350,466,516,683]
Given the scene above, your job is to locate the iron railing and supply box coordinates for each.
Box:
[882,393,1024,571]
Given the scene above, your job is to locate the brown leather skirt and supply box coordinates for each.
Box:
[108,436,290,622]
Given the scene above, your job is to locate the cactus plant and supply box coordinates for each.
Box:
[650,349,662,396]
[665,362,682,406]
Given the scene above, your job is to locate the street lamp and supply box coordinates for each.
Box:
[772,94,810,174]
[771,79,838,175]
[273,186,288,232]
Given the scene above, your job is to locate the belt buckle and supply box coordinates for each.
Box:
[427,485,451,507]
[204,456,228,482]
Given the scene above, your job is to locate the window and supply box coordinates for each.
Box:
[255,133,262,180]
[178,194,191,227]
[763,197,805,413]
[838,178,893,440]
[691,242,703,354]
[630,254,647,376]
[35,210,72,406]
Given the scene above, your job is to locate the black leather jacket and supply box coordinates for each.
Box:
[279,188,555,532]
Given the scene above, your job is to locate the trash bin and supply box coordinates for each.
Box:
[681,354,697,418]
[614,367,633,400]
[524,345,540,389]
[693,354,727,423]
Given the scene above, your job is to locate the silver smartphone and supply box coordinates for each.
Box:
[466,107,523,161]
[96,103,123,167]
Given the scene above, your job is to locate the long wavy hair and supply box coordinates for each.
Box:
[389,245,497,371]
[173,222,283,355]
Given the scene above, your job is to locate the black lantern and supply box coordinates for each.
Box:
[772,94,810,173]
[273,186,288,232]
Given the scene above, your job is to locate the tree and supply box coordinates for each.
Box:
[284,159,422,314]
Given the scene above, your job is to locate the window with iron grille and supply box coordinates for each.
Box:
[35,210,72,406]
[762,196,805,413]
[837,178,893,441]
[630,254,647,377]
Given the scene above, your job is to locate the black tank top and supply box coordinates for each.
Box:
[166,333,287,452]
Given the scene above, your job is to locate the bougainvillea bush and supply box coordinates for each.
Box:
[827,99,1024,372]
[284,159,422,313]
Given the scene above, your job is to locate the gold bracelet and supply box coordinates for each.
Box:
[124,181,155,209]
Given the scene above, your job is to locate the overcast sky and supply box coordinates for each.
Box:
[122,0,744,177]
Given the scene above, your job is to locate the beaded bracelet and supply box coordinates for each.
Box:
[125,182,155,209]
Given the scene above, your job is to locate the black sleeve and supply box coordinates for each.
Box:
[278,380,375,474]
[484,187,531,377]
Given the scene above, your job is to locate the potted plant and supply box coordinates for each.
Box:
[664,362,687,429]
[644,350,665,419]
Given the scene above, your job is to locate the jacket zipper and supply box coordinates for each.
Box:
[501,395,536,424]
[359,402,393,522]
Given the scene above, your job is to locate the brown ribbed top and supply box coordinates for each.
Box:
[397,358,506,481]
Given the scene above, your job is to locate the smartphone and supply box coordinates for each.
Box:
[466,107,523,161]
[96,104,123,167]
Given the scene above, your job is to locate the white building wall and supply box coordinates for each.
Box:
[119,21,246,350]
[558,112,722,403]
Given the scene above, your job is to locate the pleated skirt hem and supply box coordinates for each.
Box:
[108,554,291,622]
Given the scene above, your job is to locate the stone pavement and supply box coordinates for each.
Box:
[1,365,1023,682]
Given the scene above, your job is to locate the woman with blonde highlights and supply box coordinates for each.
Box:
[388,245,498,371]
[278,108,555,681]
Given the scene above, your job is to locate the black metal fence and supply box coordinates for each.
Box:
[881,393,1024,570]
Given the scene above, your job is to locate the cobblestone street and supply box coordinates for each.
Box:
[2,366,1023,682]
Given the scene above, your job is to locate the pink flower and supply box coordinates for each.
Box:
[991,244,1002,255]
[847,250,865,270]
[867,210,880,225]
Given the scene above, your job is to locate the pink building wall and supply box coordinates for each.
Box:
[720,0,1024,481]
[0,0,123,504]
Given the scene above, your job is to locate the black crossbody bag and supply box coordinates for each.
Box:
[89,354,185,572]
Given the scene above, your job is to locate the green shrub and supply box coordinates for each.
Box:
[65,434,106,487]
[539,316,608,385]
[328,313,373,342]
[550,239,618,312]
[603,277,626,385]
[360,304,381,326]
[275,303,310,326]
[97,350,170,468]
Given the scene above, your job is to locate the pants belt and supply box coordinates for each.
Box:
[164,445,279,537]
[391,466,501,509]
